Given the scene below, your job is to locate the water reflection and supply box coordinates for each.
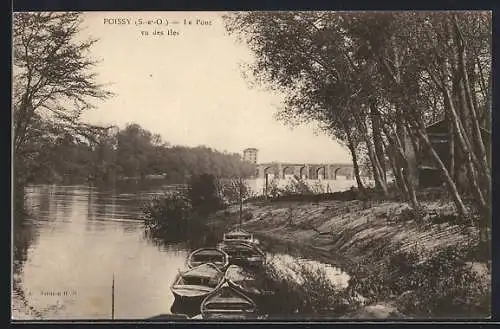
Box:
[12,184,349,320]
[12,184,188,320]
[12,213,42,319]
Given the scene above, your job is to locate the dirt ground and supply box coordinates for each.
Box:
[210,199,490,319]
[215,199,479,267]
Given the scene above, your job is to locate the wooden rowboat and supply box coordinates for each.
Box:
[200,281,258,319]
[218,242,266,269]
[187,248,229,270]
[223,229,259,245]
[170,263,224,305]
[224,264,264,297]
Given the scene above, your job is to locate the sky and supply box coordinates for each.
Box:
[79,12,351,164]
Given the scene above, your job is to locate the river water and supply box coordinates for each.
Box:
[12,184,349,320]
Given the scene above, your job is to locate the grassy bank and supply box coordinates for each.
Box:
[209,195,491,319]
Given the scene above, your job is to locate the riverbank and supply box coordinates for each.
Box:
[209,198,491,319]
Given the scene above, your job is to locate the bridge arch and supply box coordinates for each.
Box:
[299,166,307,179]
[258,162,354,181]
[282,166,294,179]
[316,167,326,180]
[263,166,280,180]
[334,167,342,180]
[263,166,272,179]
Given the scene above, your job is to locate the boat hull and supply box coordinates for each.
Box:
[187,248,229,271]
[228,257,265,269]
[188,261,228,271]
[170,263,224,312]
[171,289,212,300]
[224,265,266,304]
[201,282,258,320]
[172,292,208,306]
[219,243,266,269]
[226,280,262,298]
[222,229,258,246]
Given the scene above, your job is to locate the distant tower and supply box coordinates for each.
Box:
[243,148,258,164]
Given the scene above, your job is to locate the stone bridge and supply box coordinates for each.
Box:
[255,162,354,180]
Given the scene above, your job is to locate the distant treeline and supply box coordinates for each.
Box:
[18,122,254,185]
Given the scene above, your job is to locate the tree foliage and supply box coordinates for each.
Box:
[22,122,255,185]
[187,173,226,216]
[13,12,114,185]
[224,11,491,233]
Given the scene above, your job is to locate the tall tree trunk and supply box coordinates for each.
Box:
[442,87,488,215]
[401,127,419,190]
[383,137,409,200]
[343,121,365,192]
[364,131,387,195]
[348,142,365,193]
[453,15,490,175]
[354,111,388,195]
[369,100,386,182]
[451,75,478,194]
[449,118,456,183]
[428,67,490,214]
[393,126,420,212]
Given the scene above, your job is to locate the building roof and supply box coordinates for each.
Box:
[426,118,491,135]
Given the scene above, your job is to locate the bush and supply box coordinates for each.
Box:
[260,261,361,317]
[348,243,490,318]
[280,178,315,196]
[187,173,225,215]
[142,192,192,234]
[142,190,224,249]
[218,178,255,206]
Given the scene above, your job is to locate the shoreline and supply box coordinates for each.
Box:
[208,198,490,318]
[211,198,480,270]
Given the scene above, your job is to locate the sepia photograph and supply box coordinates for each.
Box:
[12,10,491,321]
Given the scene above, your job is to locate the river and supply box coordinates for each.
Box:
[12,184,350,320]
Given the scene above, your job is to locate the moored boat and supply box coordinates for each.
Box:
[187,248,229,270]
[218,242,266,269]
[200,281,258,319]
[222,229,258,245]
[224,264,264,298]
[170,263,224,305]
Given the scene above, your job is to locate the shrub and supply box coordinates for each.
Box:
[218,178,255,206]
[260,261,361,317]
[348,242,490,318]
[142,192,192,234]
[405,245,489,318]
[142,190,224,249]
[242,211,253,222]
[187,173,225,215]
[280,178,315,196]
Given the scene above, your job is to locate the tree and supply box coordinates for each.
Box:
[187,173,224,216]
[219,177,253,206]
[224,12,383,193]
[13,12,113,186]
[224,11,491,227]
[115,123,157,178]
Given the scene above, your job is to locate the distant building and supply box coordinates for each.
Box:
[243,148,258,164]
